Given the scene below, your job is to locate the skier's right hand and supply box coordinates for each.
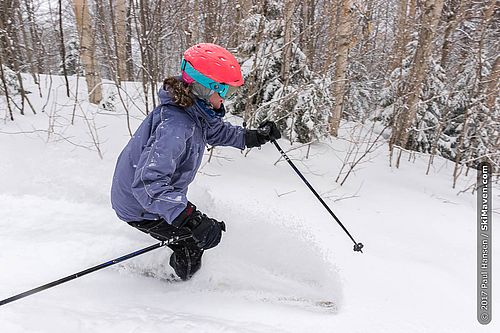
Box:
[172,202,225,250]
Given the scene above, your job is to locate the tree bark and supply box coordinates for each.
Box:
[299,0,316,70]
[323,0,338,73]
[440,0,465,68]
[0,0,16,68]
[281,0,295,87]
[0,49,14,121]
[192,0,200,43]
[115,0,128,82]
[203,0,217,42]
[73,0,102,104]
[388,0,408,75]
[59,0,71,97]
[126,0,134,79]
[485,55,499,112]
[329,0,353,136]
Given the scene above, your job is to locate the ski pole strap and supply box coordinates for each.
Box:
[271,139,364,253]
[0,233,192,306]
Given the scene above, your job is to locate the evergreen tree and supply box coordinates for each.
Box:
[0,65,20,96]
[60,36,83,76]
[231,1,332,143]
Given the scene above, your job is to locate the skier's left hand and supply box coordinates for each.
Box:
[245,121,281,148]
[257,121,281,141]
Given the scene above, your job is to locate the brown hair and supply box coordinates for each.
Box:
[163,77,194,108]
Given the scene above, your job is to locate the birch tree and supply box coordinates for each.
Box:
[329,0,354,136]
[390,0,445,151]
[281,0,295,87]
[73,0,103,104]
[115,0,128,82]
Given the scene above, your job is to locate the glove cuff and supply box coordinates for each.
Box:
[245,129,269,148]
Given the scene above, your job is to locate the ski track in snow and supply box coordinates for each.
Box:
[0,75,499,332]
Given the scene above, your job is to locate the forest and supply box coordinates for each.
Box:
[1,0,499,187]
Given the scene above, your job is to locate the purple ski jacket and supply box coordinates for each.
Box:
[111,86,245,223]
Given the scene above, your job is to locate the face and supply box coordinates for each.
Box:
[208,92,224,109]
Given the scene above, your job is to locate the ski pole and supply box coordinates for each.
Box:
[270,138,364,252]
[0,233,192,306]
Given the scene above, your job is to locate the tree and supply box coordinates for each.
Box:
[73,0,103,104]
[115,0,129,82]
[329,0,355,136]
[390,0,445,154]
[61,36,84,76]
[232,0,332,143]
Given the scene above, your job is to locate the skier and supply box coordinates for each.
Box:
[110,43,280,281]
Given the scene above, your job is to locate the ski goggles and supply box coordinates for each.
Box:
[181,59,239,99]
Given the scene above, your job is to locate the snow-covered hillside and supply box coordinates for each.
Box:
[0,76,498,332]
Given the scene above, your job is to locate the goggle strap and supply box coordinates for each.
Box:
[181,59,230,98]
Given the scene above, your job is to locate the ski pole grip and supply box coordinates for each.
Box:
[257,125,271,136]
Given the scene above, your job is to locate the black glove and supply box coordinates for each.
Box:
[172,202,226,250]
[245,121,281,148]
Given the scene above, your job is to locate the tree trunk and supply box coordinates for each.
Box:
[359,0,374,56]
[95,0,115,80]
[0,50,14,121]
[0,0,16,68]
[73,0,102,104]
[203,0,217,42]
[126,0,134,80]
[387,0,408,75]
[3,0,35,115]
[16,4,37,84]
[475,0,497,95]
[329,0,353,136]
[59,0,71,97]
[24,0,45,76]
[299,0,316,71]
[485,55,499,112]
[390,0,445,149]
[115,0,128,82]
[281,0,295,87]
[323,0,338,73]
[307,0,316,71]
[440,0,465,68]
[192,0,200,43]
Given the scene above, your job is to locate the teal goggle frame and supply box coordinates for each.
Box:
[181,59,237,99]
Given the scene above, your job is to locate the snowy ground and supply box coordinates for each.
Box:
[0,75,498,332]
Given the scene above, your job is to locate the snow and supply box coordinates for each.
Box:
[0,75,499,332]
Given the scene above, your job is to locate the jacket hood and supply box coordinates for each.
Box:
[157,84,219,128]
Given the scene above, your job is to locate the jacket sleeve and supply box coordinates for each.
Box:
[206,117,246,149]
[131,123,190,224]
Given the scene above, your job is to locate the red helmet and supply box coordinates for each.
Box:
[183,43,244,87]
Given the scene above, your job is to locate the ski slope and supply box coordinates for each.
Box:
[0,76,498,332]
